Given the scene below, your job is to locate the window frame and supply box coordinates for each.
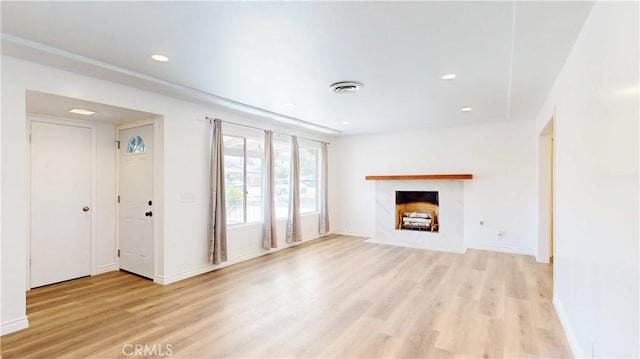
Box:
[298,143,320,215]
[126,135,147,154]
[223,134,264,226]
[273,138,292,220]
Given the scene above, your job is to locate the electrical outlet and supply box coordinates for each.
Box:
[497,229,505,237]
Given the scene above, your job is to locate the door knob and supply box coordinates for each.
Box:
[82,206,90,212]
[145,211,153,217]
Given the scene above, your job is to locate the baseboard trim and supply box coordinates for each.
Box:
[553,295,581,358]
[94,263,118,275]
[466,244,533,256]
[330,230,372,238]
[155,234,329,285]
[155,251,264,285]
[535,254,551,264]
[1,316,29,336]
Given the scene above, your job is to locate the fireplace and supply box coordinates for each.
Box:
[370,178,466,253]
[395,191,439,232]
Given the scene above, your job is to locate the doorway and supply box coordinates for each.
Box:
[26,90,163,289]
[30,120,92,287]
[118,123,154,279]
[538,117,554,263]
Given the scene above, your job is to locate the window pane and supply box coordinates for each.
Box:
[246,138,264,223]
[126,135,146,154]
[224,136,244,224]
[300,181,318,213]
[299,146,318,213]
[274,141,291,219]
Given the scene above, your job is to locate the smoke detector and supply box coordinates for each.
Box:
[330,81,363,94]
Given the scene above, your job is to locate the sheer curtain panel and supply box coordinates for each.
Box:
[209,119,228,264]
[263,130,278,249]
[319,142,330,234]
[286,136,301,243]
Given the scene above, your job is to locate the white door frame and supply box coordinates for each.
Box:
[26,115,98,289]
[537,113,556,265]
[116,119,160,282]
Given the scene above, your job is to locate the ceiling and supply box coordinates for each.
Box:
[27,91,158,125]
[2,1,593,134]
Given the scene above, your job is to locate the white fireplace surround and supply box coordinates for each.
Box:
[367,180,465,253]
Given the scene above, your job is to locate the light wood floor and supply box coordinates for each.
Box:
[1,235,571,358]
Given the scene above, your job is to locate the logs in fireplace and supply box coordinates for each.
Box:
[395,191,439,232]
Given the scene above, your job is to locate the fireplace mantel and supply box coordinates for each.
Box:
[365,174,473,181]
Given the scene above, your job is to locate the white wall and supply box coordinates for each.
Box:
[1,77,28,334]
[0,53,3,333]
[537,121,553,263]
[332,120,537,254]
[95,122,117,272]
[1,56,334,334]
[535,2,639,357]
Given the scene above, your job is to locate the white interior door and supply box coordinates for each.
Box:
[118,124,154,279]
[30,121,92,288]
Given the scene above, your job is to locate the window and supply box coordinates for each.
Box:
[245,138,263,223]
[273,140,291,219]
[223,133,319,224]
[224,135,263,225]
[126,135,146,154]
[299,145,319,214]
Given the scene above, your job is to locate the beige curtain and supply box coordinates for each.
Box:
[319,142,330,234]
[286,136,301,243]
[262,130,277,249]
[208,119,227,264]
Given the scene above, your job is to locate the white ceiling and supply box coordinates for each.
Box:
[27,91,158,125]
[2,1,593,134]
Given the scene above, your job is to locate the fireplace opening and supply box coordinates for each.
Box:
[395,191,439,232]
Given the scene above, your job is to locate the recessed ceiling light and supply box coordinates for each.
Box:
[461,107,472,112]
[282,102,295,107]
[330,81,363,94]
[341,121,350,125]
[69,108,96,115]
[151,54,169,62]
[442,74,457,80]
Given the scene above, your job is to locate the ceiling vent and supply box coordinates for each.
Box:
[330,81,363,94]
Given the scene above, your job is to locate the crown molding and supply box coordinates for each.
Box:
[1,33,341,135]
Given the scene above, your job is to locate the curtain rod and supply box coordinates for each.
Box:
[204,116,329,145]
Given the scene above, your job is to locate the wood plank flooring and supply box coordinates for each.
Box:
[1,235,571,358]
